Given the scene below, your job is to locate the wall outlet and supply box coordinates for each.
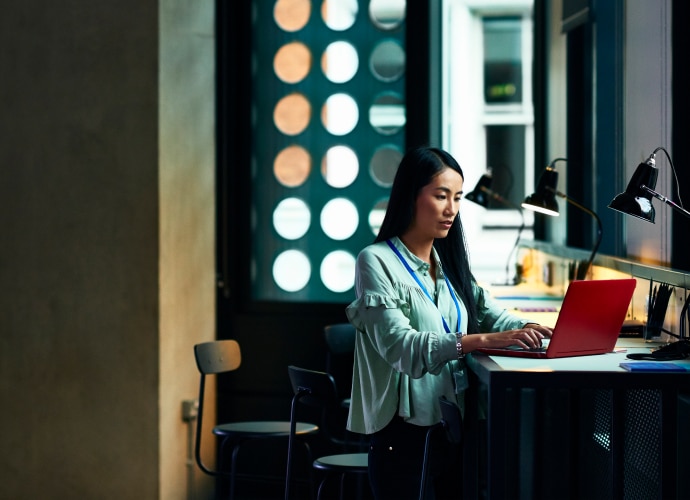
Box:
[182,399,199,422]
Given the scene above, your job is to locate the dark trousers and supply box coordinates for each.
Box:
[368,416,462,500]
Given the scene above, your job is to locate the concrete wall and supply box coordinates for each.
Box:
[0,1,215,498]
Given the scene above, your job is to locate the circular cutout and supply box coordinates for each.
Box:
[273,198,311,240]
[322,41,359,83]
[321,145,359,188]
[370,40,405,82]
[273,249,311,292]
[369,92,405,135]
[321,93,359,136]
[320,198,359,240]
[274,42,312,84]
[320,250,356,292]
[274,145,311,187]
[369,0,406,30]
[274,0,312,32]
[368,199,388,236]
[369,146,402,187]
[274,93,311,136]
[321,0,358,31]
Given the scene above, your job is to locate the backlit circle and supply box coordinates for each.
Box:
[321,93,359,136]
[274,0,311,32]
[369,92,405,135]
[321,145,359,188]
[274,42,312,84]
[370,39,405,82]
[320,250,356,292]
[273,249,311,292]
[274,92,311,135]
[274,145,311,187]
[322,41,359,83]
[369,145,402,187]
[368,199,388,235]
[273,198,311,240]
[321,0,358,31]
[369,0,406,31]
[320,198,359,240]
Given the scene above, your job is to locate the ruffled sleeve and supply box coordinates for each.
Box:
[346,292,410,331]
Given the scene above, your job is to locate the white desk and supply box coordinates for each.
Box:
[463,339,690,500]
[483,339,690,373]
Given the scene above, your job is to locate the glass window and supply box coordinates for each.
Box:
[485,125,526,209]
[443,1,534,285]
[483,17,522,104]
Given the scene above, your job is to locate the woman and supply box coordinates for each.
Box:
[345,147,552,499]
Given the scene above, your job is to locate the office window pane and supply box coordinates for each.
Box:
[485,125,526,208]
[483,16,522,104]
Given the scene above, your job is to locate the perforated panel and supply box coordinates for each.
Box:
[585,389,663,500]
[624,390,662,500]
[588,390,614,496]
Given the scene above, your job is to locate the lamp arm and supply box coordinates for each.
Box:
[506,217,526,285]
[641,185,690,219]
[480,187,525,284]
[553,189,603,279]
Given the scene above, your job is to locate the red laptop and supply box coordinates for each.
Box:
[477,278,637,359]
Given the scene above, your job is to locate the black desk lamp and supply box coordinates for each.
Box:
[522,158,603,280]
[608,146,690,222]
[466,170,525,285]
[465,171,494,208]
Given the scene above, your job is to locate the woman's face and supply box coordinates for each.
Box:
[408,166,464,240]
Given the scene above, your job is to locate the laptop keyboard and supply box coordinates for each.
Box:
[502,344,547,352]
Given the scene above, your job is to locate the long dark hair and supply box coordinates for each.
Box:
[375,147,479,334]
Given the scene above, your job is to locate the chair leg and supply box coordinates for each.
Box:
[315,471,365,500]
[219,437,240,500]
[286,436,316,500]
[229,443,241,500]
[316,473,328,500]
[419,423,442,500]
[303,441,315,500]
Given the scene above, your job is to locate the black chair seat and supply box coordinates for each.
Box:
[313,452,368,470]
[214,421,318,437]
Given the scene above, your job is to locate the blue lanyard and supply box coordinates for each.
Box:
[386,239,462,334]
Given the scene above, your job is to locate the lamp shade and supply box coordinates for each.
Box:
[522,166,559,216]
[465,173,493,207]
[607,159,658,223]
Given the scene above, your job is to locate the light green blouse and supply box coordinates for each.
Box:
[345,237,530,434]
